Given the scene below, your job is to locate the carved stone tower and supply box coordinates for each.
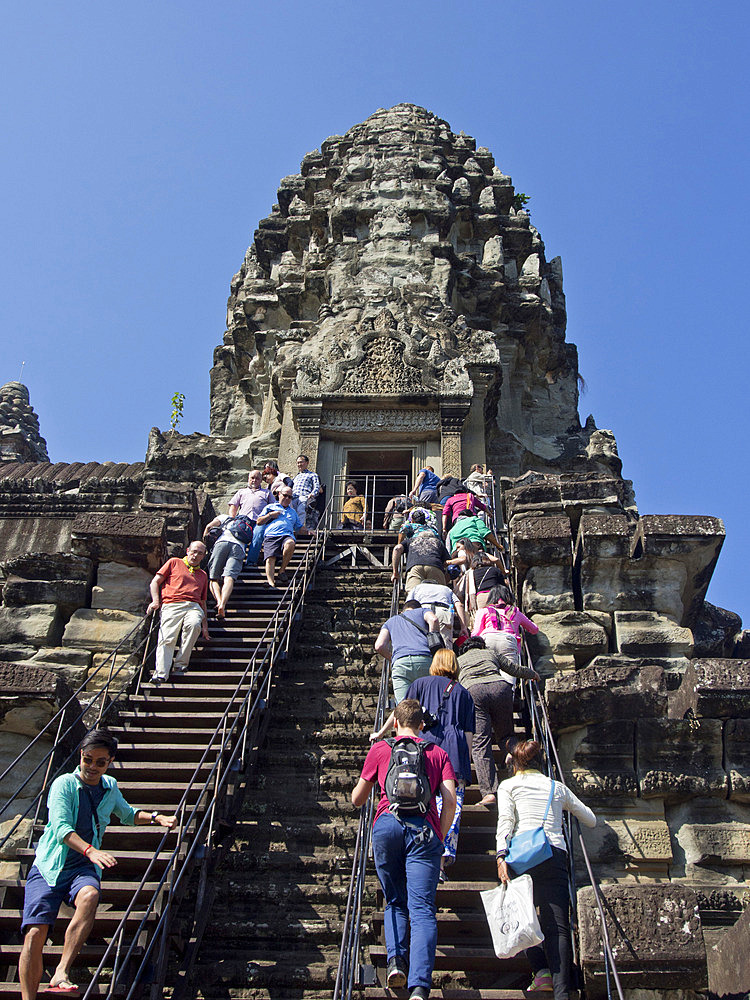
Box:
[203,104,620,496]
[0,382,49,464]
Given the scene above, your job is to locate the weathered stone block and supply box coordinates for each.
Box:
[3,575,88,612]
[546,660,666,731]
[521,563,575,614]
[86,652,140,694]
[637,718,727,800]
[725,718,750,802]
[0,816,33,860]
[693,601,743,658]
[0,661,79,734]
[614,611,693,658]
[510,513,572,570]
[62,609,143,652]
[2,552,93,581]
[70,513,166,572]
[577,884,707,994]
[708,903,750,998]
[667,799,750,872]
[557,721,637,799]
[669,658,750,720]
[0,644,36,662]
[575,799,672,878]
[91,562,152,615]
[0,605,63,649]
[528,610,610,669]
[31,647,92,668]
[631,514,725,624]
[733,629,750,658]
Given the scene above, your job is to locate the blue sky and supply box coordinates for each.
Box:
[1,1,748,621]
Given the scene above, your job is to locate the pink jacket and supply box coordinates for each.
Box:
[472,604,538,646]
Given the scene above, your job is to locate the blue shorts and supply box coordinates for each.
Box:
[21,864,100,933]
[208,540,245,580]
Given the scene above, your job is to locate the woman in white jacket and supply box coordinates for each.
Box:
[496,740,596,998]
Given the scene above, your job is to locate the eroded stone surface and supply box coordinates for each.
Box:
[521,563,575,614]
[546,660,666,730]
[71,513,166,571]
[91,562,152,615]
[637,718,727,800]
[528,610,610,672]
[578,884,707,993]
[667,799,750,873]
[575,799,672,879]
[669,658,750,721]
[693,601,743,658]
[614,611,693,658]
[62,608,144,652]
[557,721,637,799]
[0,605,63,648]
[726,718,750,802]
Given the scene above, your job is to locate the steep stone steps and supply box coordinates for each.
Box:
[0,543,323,998]
[191,562,394,998]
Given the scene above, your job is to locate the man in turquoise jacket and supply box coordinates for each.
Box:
[19,729,176,998]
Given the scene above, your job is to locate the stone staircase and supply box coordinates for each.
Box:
[190,562,392,999]
[191,558,544,1000]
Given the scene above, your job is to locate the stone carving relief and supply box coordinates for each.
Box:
[340,336,422,394]
[320,408,440,433]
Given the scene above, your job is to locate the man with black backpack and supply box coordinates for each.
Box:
[352,700,456,1000]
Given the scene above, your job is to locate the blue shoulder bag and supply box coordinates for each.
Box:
[505,780,555,875]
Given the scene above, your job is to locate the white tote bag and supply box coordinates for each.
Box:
[480,875,544,958]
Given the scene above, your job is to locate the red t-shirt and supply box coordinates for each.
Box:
[157,558,208,605]
[360,735,456,840]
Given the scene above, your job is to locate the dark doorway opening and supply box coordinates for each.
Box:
[345,449,413,529]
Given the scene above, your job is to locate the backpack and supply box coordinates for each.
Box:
[384,737,432,816]
[226,515,254,544]
[488,605,521,646]
[204,525,223,550]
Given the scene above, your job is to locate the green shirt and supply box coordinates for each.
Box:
[447,515,491,554]
[34,768,137,886]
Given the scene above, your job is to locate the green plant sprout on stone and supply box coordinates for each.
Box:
[170,392,185,435]
[513,192,530,211]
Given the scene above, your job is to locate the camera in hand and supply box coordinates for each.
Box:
[421,707,438,731]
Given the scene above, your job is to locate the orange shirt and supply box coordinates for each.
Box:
[157,558,208,605]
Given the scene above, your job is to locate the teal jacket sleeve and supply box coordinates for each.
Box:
[47,775,77,844]
[110,785,137,826]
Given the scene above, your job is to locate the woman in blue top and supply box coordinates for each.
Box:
[371,649,475,881]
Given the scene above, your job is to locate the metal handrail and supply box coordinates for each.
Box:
[334,551,402,1000]
[73,504,336,1000]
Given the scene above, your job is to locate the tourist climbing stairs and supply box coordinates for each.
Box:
[0,535,322,998]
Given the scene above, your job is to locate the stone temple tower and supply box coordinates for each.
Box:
[154,104,621,500]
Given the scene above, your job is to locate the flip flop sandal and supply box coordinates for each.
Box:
[46,980,80,995]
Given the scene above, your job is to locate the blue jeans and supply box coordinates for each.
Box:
[371,812,443,990]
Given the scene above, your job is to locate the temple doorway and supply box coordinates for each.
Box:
[344,448,413,529]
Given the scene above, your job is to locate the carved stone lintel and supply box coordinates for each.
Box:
[319,408,439,434]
